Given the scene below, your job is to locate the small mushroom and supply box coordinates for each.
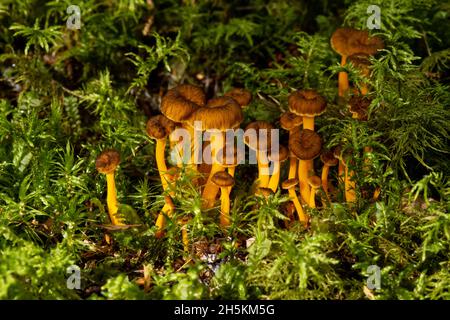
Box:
[267,144,289,192]
[96,149,123,226]
[212,171,235,227]
[288,89,326,131]
[244,121,275,189]
[280,112,302,179]
[320,150,339,202]
[282,178,308,226]
[307,175,322,208]
[224,88,252,108]
[289,129,322,204]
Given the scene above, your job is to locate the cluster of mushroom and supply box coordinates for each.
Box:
[94,27,384,242]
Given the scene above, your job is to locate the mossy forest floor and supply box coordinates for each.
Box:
[0,0,449,299]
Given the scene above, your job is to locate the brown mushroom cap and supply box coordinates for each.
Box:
[96,149,120,174]
[161,84,206,122]
[244,121,276,151]
[348,53,371,70]
[224,88,252,107]
[288,89,327,117]
[280,111,303,131]
[258,187,274,197]
[348,95,371,121]
[289,129,322,160]
[187,97,243,131]
[282,178,299,190]
[146,115,176,140]
[320,150,339,166]
[331,28,384,57]
[268,144,289,162]
[333,145,343,161]
[308,175,322,188]
[212,171,235,187]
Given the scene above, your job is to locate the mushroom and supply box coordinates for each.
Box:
[187,96,243,208]
[289,129,322,204]
[320,149,339,202]
[334,147,356,203]
[288,89,326,131]
[281,179,308,226]
[211,171,235,227]
[348,53,371,95]
[331,28,384,97]
[280,112,303,179]
[307,175,322,208]
[160,84,206,169]
[268,144,289,192]
[224,88,252,108]
[96,149,124,226]
[244,121,275,189]
[146,115,176,191]
[258,187,274,198]
[216,144,243,194]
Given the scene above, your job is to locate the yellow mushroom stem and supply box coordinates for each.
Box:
[298,160,311,203]
[321,164,331,202]
[302,116,315,131]
[219,187,231,227]
[287,188,308,226]
[268,160,280,192]
[288,156,297,179]
[202,132,224,208]
[155,138,170,191]
[373,187,381,201]
[154,198,175,239]
[344,162,357,203]
[106,172,123,225]
[338,55,349,97]
[257,150,270,189]
[309,186,319,208]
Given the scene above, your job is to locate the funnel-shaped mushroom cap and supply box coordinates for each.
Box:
[289,129,322,160]
[268,144,289,162]
[308,175,322,188]
[146,115,176,139]
[348,95,371,121]
[288,90,327,117]
[320,150,339,166]
[280,111,303,130]
[348,53,371,69]
[282,178,299,190]
[258,187,274,197]
[224,88,252,107]
[212,171,235,187]
[96,149,120,174]
[331,28,384,57]
[187,97,243,131]
[161,84,206,122]
[244,121,276,151]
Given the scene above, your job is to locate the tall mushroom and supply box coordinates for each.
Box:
[289,129,322,204]
[282,178,308,226]
[212,171,235,227]
[330,28,384,97]
[187,96,243,208]
[280,112,302,179]
[244,121,275,190]
[307,175,322,208]
[161,84,206,169]
[96,149,124,226]
[320,149,339,202]
[268,144,289,193]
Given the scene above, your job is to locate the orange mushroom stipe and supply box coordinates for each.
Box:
[282,179,308,226]
[289,129,322,204]
[331,28,384,97]
[96,149,124,226]
[212,171,235,227]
